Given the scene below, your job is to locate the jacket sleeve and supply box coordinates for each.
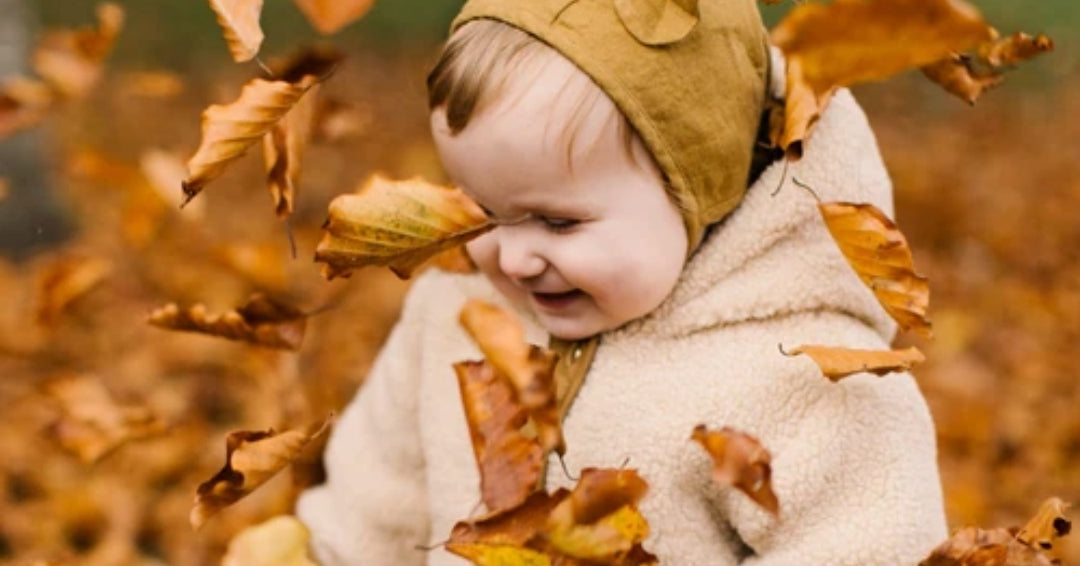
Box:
[727,353,947,566]
[295,285,431,566]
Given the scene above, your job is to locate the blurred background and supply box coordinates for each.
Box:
[0,0,1077,564]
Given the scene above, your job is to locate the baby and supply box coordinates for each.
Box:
[298,0,947,564]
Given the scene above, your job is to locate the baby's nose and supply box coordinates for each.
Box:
[496,229,546,281]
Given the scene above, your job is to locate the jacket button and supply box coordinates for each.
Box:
[571,346,583,361]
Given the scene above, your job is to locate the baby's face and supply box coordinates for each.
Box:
[431,56,687,340]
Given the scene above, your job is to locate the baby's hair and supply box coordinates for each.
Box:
[427,19,679,203]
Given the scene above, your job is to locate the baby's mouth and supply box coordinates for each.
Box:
[530,289,584,310]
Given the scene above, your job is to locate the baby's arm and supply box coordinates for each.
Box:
[296,290,431,565]
[725,319,946,565]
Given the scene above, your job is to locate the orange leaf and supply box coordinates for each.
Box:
[35,254,113,326]
[182,75,320,206]
[1016,497,1072,553]
[919,526,1053,566]
[459,299,562,454]
[454,360,545,513]
[44,375,167,463]
[428,244,478,275]
[770,0,992,156]
[314,175,493,279]
[207,0,265,63]
[817,199,932,339]
[923,32,1054,105]
[32,2,124,99]
[545,469,653,562]
[191,416,332,529]
[0,76,54,140]
[291,0,376,35]
[782,344,925,381]
[148,293,308,350]
[691,425,779,516]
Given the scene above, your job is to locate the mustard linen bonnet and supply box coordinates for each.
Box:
[451,0,770,248]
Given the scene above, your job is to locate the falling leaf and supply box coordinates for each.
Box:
[35,254,113,326]
[221,515,319,566]
[33,2,125,98]
[923,32,1055,104]
[691,424,779,515]
[314,175,494,279]
[182,75,320,206]
[207,0,265,63]
[545,469,652,561]
[454,360,545,513]
[0,76,54,140]
[260,46,340,217]
[459,299,562,454]
[919,526,1054,566]
[770,0,993,156]
[140,148,205,218]
[813,197,932,338]
[148,293,308,350]
[781,344,926,381]
[44,375,167,463]
[191,415,333,529]
[1016,497,1072,552]
[291,0,376,35]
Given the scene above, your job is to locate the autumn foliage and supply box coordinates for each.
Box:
[0,0,1073,564]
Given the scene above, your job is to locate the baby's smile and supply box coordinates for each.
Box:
[530,289,586,311]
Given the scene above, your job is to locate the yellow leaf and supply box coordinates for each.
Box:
[291,0,376,35]
[770,0,993,156]
[817,199,932,339]
[182,75,319,206]
[546,469,651,561]
[445,543,552,566]
[782,344,926,381]
[222,515,319,566]
[314,175,494,279]
[207,0,265,63]
[148,293,308,350]
[32,2,124,98]
[691,425,779,516]
[190,415,332,529]
[1016,497,1072,553]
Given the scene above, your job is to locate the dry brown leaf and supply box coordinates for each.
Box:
[1017,497,1072,552]
[455,360,545,513]
[260,47,340,217]
[147,293,308,350]
[459,299,562,454]
[314,175,494,279]
[291,0,376,35]
[140,148,206,218]
[182,75,320,206]
[923,32,1054,104]
[207,0,265,63]
[0,76,54,139]
[44,375,167,463]
[770,0,993,157]
[221,515,318,566]
[33,2,124,98]
[191,416,333,529]
[920,526,1054,566]
[691,424,779,516]
[35,254,113,326]
[782,344,926,381]
[816,199,932,339]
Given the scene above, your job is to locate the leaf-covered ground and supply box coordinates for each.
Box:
[0,47,1076,565]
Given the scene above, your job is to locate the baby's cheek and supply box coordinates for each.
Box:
[465,234,498,276]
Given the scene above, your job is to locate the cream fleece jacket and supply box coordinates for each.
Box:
[296,68,947,565]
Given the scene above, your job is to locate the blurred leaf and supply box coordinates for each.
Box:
[33,2,124,98]
[191,415,332,529]
[182,75,320,207]
[454,359,545,514]
[35,254,112,326]
[312,97,371,143]
[691,425,779,516]
[222,515,320,566]
[0,76,54,140]
[291,0,377,35]
[44,375,167,463]
[140,148,205,218]
[148,293,308,350]
[770,0,992,157]
[207,0,265,63]
[116,70,187,99]
[923,32,1055,104]
[314,175,493,279]
[782,344,926,381]
[459,299,562,454]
